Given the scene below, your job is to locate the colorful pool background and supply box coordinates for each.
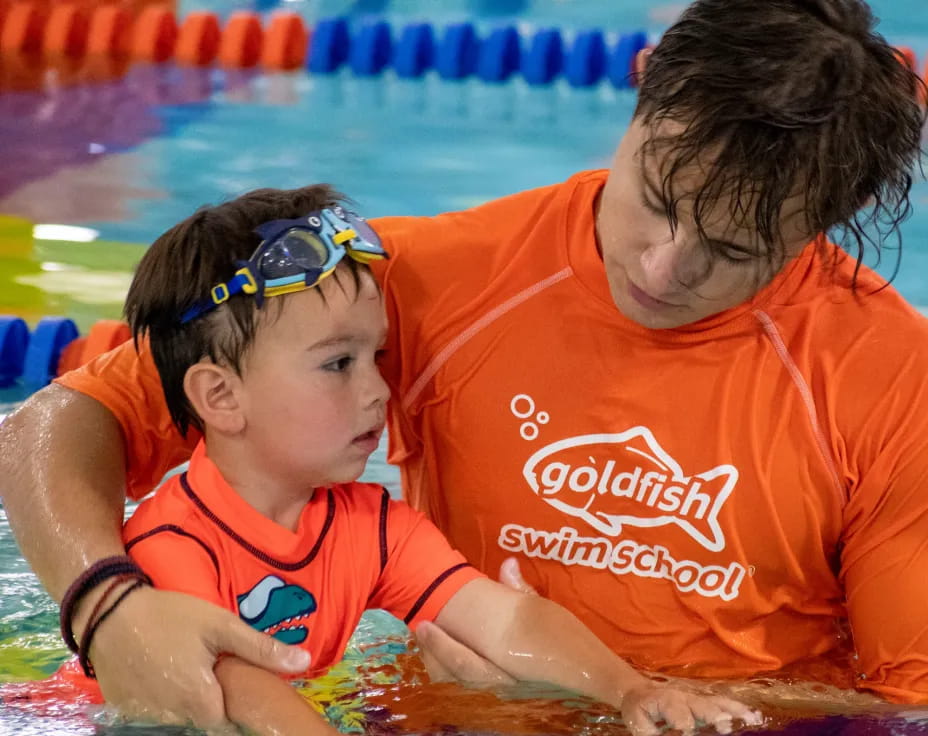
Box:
[1,0,928,342]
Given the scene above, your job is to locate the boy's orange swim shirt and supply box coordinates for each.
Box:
[122,442,483,677]
[57,170,928,702]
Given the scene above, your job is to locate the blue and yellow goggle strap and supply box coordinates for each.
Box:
[179,207,387,324]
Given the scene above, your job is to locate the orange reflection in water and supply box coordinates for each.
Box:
[0,50,132,93]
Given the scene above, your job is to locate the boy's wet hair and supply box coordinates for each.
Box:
[634,0,925,284]
[125,185,369,437]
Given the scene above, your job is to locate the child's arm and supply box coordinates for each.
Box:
[433,578,762,736]
[215,656,338,736]
[123,531,330,735]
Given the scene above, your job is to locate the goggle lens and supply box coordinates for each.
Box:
[257,230,328,279]
[345,213,380,249]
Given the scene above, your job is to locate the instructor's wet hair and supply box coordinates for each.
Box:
[125,185,368,437]
[634,0,925,286]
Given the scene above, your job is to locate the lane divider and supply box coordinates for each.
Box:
[22,317,79,388]
[175,11,221,67]
[0,4,654,89]
[0,316,131,390]
[0,7,925,96]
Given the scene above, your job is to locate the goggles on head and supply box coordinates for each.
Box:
[180,206,387,324]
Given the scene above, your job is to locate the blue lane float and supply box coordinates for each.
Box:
[477,25,521,83]
[565,29,607,88]
[306,16,649,88]
[393,23,435,79]
[22,317,79,388]
[307,17,351,73]
[521,28,563,86]
[0,317,29,388]
[435,22,479,80]
[608,31,648,89]
[350,20,393,76]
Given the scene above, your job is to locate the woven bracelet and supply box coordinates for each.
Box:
[59,555,147,654]
[80,573,142,646]
[78,579,148,678]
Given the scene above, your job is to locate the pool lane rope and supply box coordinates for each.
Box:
[1,2,651,87]
[2,3,924,91]
[0,316,130,390]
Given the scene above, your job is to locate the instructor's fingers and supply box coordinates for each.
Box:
[209,610,310,675]
[499,558,538,595]
[415,621,516,685]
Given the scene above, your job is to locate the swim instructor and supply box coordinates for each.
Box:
[2,0,928,725]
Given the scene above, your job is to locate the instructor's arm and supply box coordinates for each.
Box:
[0,382,308,725]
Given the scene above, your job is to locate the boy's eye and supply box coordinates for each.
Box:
[324,356,354,372]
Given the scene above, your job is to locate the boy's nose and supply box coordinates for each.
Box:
[369,367,391,407]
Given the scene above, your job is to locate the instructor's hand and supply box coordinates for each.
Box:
[83,586,310,727]
[498,557,537,595]
[415,621,515,685]
[414,557,535,685]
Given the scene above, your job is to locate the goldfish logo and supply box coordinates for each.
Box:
[522,427,737,552]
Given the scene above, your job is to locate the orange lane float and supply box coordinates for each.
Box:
[175,9,219,66]
[0,1,46,55]
[896,45,917,72]
[43,3,90,59]
[79,319,130,364]
[56,320,130,376]
[55,336,87,376]
[218,10,262,69]
[129,3,175,63]
[86,4,132,57]
[261,11,308,71]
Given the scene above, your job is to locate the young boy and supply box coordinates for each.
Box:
[77,185,761,735]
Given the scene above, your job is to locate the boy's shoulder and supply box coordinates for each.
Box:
[328,481,430,537]
[328,480,391,515]
[122,472,208,544]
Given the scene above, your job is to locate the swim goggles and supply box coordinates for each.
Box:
[180,206,387,324]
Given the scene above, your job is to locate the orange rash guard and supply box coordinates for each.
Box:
[58,170,928,702]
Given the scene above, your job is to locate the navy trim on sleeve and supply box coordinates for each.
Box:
[125,524,221,579]
[378,488,390,574]
[403,562,471,624]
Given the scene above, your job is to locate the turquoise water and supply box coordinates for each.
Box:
[2,0,928,733]
[4,1,928,310]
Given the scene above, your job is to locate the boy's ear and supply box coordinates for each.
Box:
[183,361,245,435]
[634,47,652,80]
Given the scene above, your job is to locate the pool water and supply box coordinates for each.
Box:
[2,0,928,733]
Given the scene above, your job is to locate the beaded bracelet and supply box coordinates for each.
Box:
[59,555,149,654]
[78,579,148,678]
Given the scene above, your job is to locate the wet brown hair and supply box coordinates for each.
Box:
[634,0,925,284]
[125,185,368,436]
